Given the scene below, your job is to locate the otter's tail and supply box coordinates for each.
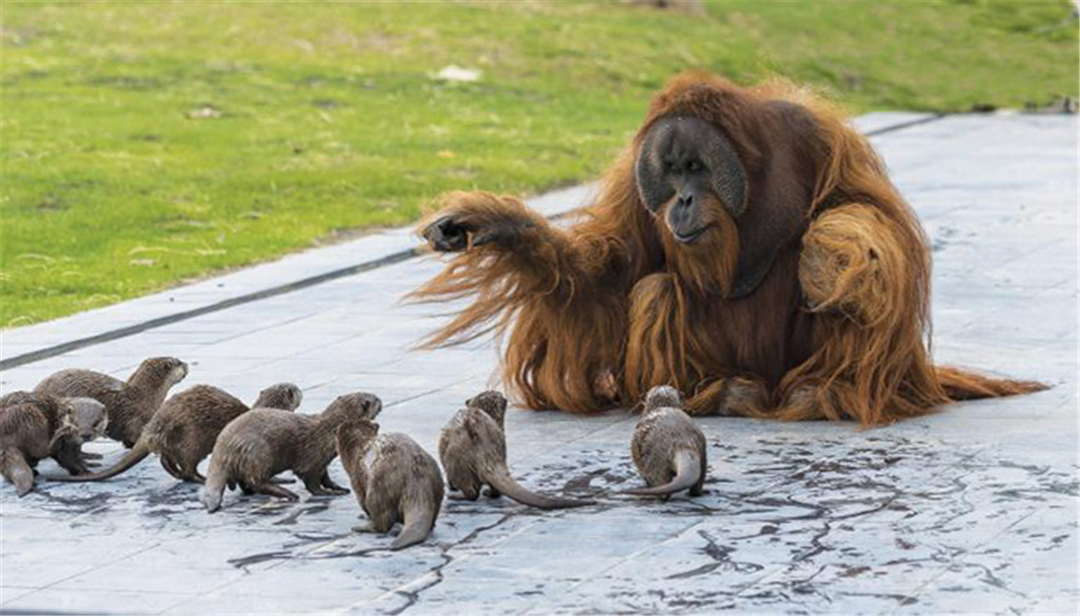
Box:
[202,461,228,513]
[625,449,701,497]
[486,468,594,510]
[936,366,1049,401]
[392,503,437,550]
[1,449,35,497]
[42,441,151,482]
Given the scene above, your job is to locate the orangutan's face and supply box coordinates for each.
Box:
[634,115,747,245]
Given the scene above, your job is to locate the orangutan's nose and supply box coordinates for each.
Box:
[668,196,697,230]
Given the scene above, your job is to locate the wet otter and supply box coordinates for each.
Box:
[1,396,85,495]
[202,392,381,512]
[439,390,592,509]
[627,385,707,497]
[43,382,302,484]
[34,357,188,448]
[338,419,444,550]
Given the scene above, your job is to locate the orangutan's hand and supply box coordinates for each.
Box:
[421,191,535,253]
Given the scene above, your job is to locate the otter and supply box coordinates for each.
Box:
[34,357,188,448]
[43,382,302,484]
[202,391,380,512]
[1,396,85,495]
[439,390,592,509]
[2,391,108,448]
[627,385,707,497]
[337,419,444,550]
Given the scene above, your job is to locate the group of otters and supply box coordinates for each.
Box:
[1,356,705,549]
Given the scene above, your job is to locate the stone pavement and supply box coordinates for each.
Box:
[0,113,1076,615]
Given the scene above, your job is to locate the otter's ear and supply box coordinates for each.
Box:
[729,101,818,299]
[634,124,675,212]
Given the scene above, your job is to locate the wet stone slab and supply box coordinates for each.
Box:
[1,113,1077,615]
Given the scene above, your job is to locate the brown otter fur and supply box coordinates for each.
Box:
[627,385,707,497]
[44,383,302,484]
[1,396,83,496]
[2,391,108,449]
[439,390,592,509]
[338,419,444,550]
[202,392,380,512]
[34,357,188,448]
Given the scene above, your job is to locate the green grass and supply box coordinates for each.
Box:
[1,1,1076,328]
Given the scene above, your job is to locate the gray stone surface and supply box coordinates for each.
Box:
[0,113,1076,615]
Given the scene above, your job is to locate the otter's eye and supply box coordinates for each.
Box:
[687,160,702,172]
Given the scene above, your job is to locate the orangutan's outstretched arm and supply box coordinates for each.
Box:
[411,190,631,350]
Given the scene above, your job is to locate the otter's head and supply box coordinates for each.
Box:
[254,383,303,411]
[465,390,507,427]
[335,419,380,463]
[65,397,108,442]
[323,391,382,425]
[132,357,189,388]
[643,385,682,412]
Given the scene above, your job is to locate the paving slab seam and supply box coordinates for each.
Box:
[381,374,485,410]
[9,541,165,603]
[561,517,708,594]
[156,523,353,615]
[903,506,1044,605]
[855,112,946,136]
[0,248,416,371]
[165,508,541,614]
[338,512,532,615]
[146,572,261,616]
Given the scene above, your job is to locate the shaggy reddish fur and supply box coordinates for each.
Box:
[410,72,1045,425]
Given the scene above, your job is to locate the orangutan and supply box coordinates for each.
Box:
[410,71,1045,425]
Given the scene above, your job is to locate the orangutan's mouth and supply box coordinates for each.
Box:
[670,225,710,244]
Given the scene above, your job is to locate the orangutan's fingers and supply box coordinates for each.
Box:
[799,203,899,323]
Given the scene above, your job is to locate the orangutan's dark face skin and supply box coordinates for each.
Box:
[634,115,747,244]
[657,133,712,243]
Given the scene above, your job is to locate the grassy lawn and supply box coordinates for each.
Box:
[1,1,1076,328]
